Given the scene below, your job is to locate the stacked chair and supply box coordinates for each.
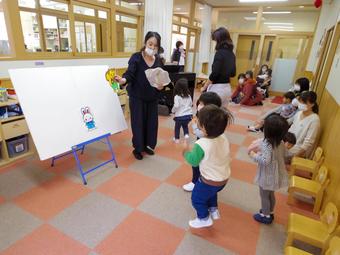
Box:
[285,236,340,255]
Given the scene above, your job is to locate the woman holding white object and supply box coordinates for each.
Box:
[115,31,163,160]
[200,27,236,107]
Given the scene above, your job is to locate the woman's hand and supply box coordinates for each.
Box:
[200,79,212,92]
[114,75,127,85]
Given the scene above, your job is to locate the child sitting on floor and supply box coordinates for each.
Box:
[172,78,193,143]
[182,92,222,192]
[183,105,233,228]
[248,114,289,224]
[247,91,297,132]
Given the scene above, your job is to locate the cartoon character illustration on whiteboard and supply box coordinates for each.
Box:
[81,107,96,131]
[105,68,120,93]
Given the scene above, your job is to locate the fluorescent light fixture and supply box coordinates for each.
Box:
[253,11,291,14]
[270,28,294,31]
[244,16,265,20]
[267,6,272,8]
[240,0,288,2]
[175,7,181,10]
[175,12,189,15]
[264,22,293,25]
[299,5,304,8]
[129,2,143,5]
[268,25,294,29]
[199,7,204,10]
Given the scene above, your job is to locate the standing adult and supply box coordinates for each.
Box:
[171,41,185,72]
[115,31,163,160]
[200,27,236,106]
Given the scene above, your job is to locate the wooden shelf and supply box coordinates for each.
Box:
[0,99,19,107]
[0,151,34,167]
[1,115,24,123]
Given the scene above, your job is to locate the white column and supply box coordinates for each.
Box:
[144,0,173,61]
[198,4,212,64]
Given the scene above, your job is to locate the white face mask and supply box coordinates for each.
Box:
[179,45,184,50]
[298,103,308,111]
[239,78,245,84]
[294,84,301,92]
[292,98,299,107]
[145,47,155,56]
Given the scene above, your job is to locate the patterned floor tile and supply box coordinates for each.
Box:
[236,112,260,121]
[14,176,90,220]
[227,124,249,135]
[255,223,286,255]
[128,154,181,181]
[230,159,257,184]
[2,225,90,255]
[225,131,245,145]
[190,202,260,255]
[165,163,193,188]
[0,165,55,199]
[174,233,236,255]
[0,203,42,252]
[50,192,132,248]
[236,146,255,164]
[95,210,185,255]
[97,170,160,207]
[138,183,193,229]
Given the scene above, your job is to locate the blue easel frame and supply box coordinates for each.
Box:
[51,133,118,185]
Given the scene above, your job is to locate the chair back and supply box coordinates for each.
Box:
[325,236,340,255]
[313,147,323,163]
[316,165,328,185]
[321,202,338,234]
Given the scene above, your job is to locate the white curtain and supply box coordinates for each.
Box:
[144,0,173,62]
[198,4,212,64]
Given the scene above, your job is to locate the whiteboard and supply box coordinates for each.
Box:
[9,65,127,160]
[271,58,297,92]
[326,39,340,105]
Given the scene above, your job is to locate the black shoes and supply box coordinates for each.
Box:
[133,150,143,160]
[144,147,155,155]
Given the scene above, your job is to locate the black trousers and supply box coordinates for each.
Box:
[129,97,158,153]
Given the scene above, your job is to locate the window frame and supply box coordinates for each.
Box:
[0,0,13,58]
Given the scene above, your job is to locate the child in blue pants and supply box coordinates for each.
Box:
[183,105,233,228]
[182,92,222,192]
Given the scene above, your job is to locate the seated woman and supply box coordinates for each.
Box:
[288,91,320,159]
[231,71,262,106]
[247,77,310,132]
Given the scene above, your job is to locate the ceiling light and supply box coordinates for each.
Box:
[244,16,266,20]
[129,2,143,5]
[264,22,293,25]
[253,11,292,14]
[239,0,288,2]
[175,7,181,10]
[175,12,189,15]
[268,25,294,29]
[270,28,294,31]
[299,5,304,8]
[199,7,204,10]
[267,6,272,8]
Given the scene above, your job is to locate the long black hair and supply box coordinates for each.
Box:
[295,77,310,93]
[300,91,319,114]
[263,113,289,148]
[176,41,183,49]
[211,27,233,51]
[258,64,269,75]
[141,31,161,53]
[174,78,190,98]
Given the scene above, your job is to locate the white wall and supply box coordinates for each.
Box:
[0,58,129,78]
[306,1,340,72]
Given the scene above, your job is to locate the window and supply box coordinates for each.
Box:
[0,2,10,55]
[172,24,179,32]
[18,0,36,8]
[115,0,144,11]
[74,5,95,16]
[40,0,68,12]
[20,11,41,52]
[98,10,107,19]
[116,13,137,53]
[75,21,97,52]
[42,15,71,52]
[180,26,187,34]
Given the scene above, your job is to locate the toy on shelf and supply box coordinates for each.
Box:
[105,68,120,93]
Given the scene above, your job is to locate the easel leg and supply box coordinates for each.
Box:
[51,157,55,167]
[72,148,87,185]
[81,145,85,155]
[105,136,118,168]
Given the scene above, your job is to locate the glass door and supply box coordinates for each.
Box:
[235,35,261,74]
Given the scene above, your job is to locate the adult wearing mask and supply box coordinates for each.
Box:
[115,31,163,160]
[200,27,236,106]
[231,73,262,106]
[289,91,320,159]
[171,41,185,72]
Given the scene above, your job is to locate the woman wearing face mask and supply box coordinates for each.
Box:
[231,73,262,106]
[290,77,310,106]
[200,27,236,106]
[288,91,320,159]
[171,41,185,72]
[115,31,163,160]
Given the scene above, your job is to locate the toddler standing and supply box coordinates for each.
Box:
[172,78,193,143]
[183,105,233,228]
[248,114,289,224]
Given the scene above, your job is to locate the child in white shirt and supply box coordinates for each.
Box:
[172,78,193,143]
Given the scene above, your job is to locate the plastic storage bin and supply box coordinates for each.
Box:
[7,135,28,158]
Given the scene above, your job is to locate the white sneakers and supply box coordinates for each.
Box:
[173,138,180,143]
[184,134,190,139]
[209,208,221,220]
[182,182,195,192]
[173,135,190,143]
[189,217,213,228]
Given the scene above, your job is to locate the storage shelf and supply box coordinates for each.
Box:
[0,99,19,107]
[1,115,24,123]
[0,151,34,167]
